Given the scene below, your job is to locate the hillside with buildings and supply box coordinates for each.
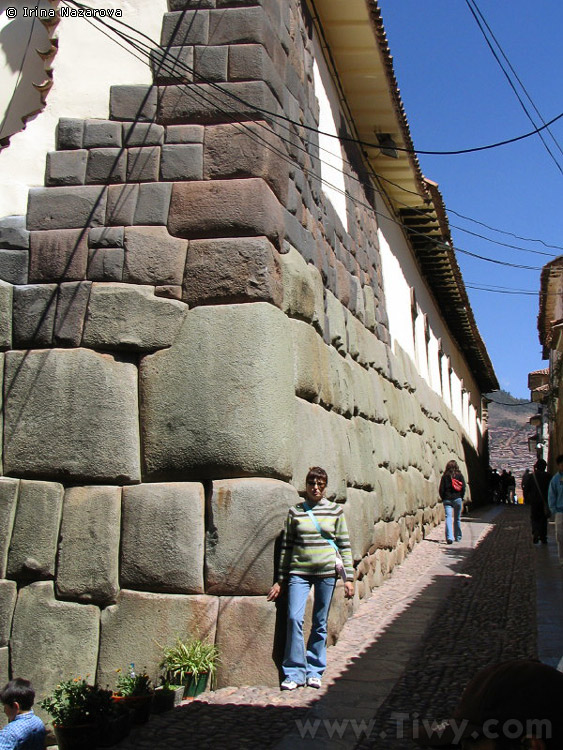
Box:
[488,390,538,480]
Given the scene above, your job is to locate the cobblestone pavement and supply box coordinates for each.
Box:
[112,505,558,750]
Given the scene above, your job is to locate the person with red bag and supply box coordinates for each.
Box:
[439,460,466,545]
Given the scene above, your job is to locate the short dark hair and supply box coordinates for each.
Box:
[0,678,35,710]
[557,454,563,465]
[534,459,547,471]
[306,466,328,484]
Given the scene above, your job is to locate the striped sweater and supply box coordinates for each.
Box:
[278,498,354,582]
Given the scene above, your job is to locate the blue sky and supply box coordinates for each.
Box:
[378,0,563,398]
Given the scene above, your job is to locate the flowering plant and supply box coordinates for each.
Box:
[115,664,153,697]
[39,678,114,726]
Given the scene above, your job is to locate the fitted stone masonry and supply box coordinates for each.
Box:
[0,0,476,705]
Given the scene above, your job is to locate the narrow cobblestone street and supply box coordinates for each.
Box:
[110,505,563,749]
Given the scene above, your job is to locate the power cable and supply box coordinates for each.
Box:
[61,2,552,273]
[65,0,563,257]
[465,0,563,176]
[62,0,563,157]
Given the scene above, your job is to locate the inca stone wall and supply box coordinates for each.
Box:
[0,0,477,701]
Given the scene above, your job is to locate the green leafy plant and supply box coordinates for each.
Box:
[160,637,219,684]
[114,664,153,697]
[39,678,114,727]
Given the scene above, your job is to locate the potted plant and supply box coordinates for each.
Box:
[113,664,153,724]
[160,636,219,699]
[40,678,114,750]
[151,677,185,715]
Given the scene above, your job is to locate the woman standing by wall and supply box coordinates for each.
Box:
[267,467,354,690]
[439,460,466,544]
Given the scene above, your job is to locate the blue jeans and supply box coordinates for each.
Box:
[282,575,336,683]
[444,498,463,542]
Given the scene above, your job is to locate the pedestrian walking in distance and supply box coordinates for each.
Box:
[523,459,551,544]
[439,460,466,545]
[548,454,563,566]
[267,467,354,691]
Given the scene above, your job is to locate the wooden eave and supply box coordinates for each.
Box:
[309,0,498,392]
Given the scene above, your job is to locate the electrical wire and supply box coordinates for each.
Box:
[465,0,563,176]
[62,0,563,157]
[60,0,554,275]
[467,0,563,162]
[63,0,563,260]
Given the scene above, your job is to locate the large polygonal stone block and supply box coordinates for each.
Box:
[97,590,218,688]
[7,480,64,582]
[0,215,29,249]
[133,182,173,226]
[168,178,285,249]
[228,43,284,105]
[54,281,92,347]
[194,44,228,82]
[157,82,281,126]
[4,348,141,483]
[56,486,121,605]
[83,119,122,149]
[215,596,279,688]
[27,186,107,231]
[160,144,203,181]
[29,229,89,282]
[344,488,379,562]
[290,318,325,403]
[121,483,205,594]
[160,10,209,47]
[291,400,348,501]
[206,478,297,595]
[106,184,139,226]
[0,281,12,349]
[0,479,18,579]
[123,226,188,286]
[109,85,158,122]
[12,284,58,347]
[82,283,187,352]
[0,580,17,646]
[204,121,289,204]
[86,148,127,185]
[11,581,99,706]
[126,146,161,183]
[325,289,347,354]
[278,245,316,323]
[141,303,295,481]
[0,249,28,285]
[45,149,88,186]
[183,236,282,307]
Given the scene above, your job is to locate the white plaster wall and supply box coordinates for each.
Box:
[312,37,348,232]
[427,332,442,396]
[377,196,483,445]
[441,355,452,409]
[0,0,167,217]
[414,308,429,382]
[450,371,463,424]
[378,224,415,360]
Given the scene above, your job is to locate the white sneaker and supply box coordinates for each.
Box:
[307,677,322,689]
[281,679,302,691]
